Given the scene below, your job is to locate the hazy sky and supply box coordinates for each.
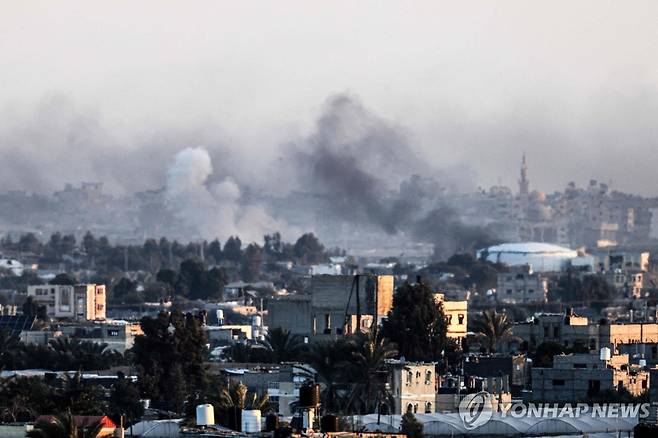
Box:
[1,1,657,195]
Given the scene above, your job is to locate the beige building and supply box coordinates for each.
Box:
[268,275,394,340]
[27,284,106,321]
[531,352,649,402]
[497,265,548,304]
[603,268,644,298]
[385,360,436,414]
[434,293,467,341]
[511,310,658,366]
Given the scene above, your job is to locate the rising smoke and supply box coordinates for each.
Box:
[165,147,290,243]
[0,92,495,256]
[292,93,496,257]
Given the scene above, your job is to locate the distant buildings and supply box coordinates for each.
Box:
[511,309,658,368]
[27,284,106,321]
[531,351,649,402]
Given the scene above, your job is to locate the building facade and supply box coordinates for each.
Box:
[434,293,467,341]
[531,353,649,402]
[385,360,436,415]
[27,284,106,321]
[497,265,548,304]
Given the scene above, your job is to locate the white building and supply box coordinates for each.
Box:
[0,257,24,276]
[478,242,579,272]
[27,284,106,321]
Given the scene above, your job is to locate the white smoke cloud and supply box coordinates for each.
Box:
[165,146,293,243]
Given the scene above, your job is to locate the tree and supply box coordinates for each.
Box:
[344,332,397,414]
[240,243,262,282]
[471,309,512,353]
[400,412,423,438]
[109,373,144,426]
[26,410,103,438]
[50,273,77,286]
[22,296,48,320]
[303,339,355,414]
[218,382,269,410]
[207,239,222,263]
[131,311,208,413]
[293,233,327,264]
[263,327,304,363]
[0,376,55,422]
[0,329,21,370]
[382,282,448,361]
[56,372,107,416]
[178,259,206,299]
[223,236,242,264]
[156,268,178,289]
[533,341,566,368]
[111,278,139,304]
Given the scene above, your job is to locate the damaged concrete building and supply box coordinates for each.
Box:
[267,274,394,340]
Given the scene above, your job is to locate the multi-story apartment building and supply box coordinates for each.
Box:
[497,265,548,304]
[385,359,436,415]
[434,293,467,341]
[27,284,106,321]
[531,352,649,402]
[267,274,394,340]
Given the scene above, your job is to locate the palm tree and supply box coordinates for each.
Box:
[471,309,512,353]
[263,327,303,363]
[26,410,103,438]
[344,332,397,414]
[0,328,20,368]
[218,382,269,410]
[303,338,354,414]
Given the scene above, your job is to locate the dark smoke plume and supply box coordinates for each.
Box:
[294,93,497,258]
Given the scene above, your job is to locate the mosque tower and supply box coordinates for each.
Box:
[519,153,530,197]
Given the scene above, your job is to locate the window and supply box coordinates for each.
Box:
[552,379,565,386]
[506,289,512,294]
[413,404,418,414]
[407,371,413,384]
[553,327,559,338]
[573,363,587,369]
[528,289,534,294]
[458,314,464,324]
[425,402,432,414]
[447,315,453,324]
[406,404,413,414]
[425,370,432,384]
[543,326,549,337]
[59,288,71,312]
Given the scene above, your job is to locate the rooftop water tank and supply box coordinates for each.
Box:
[600,347,611,361]
[241,409,261,433]
[196,404,215,426]
[299,383,320,407]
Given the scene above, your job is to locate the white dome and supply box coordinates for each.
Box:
[478,242,577,272]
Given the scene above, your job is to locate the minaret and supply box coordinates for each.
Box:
[519,153,529,197]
